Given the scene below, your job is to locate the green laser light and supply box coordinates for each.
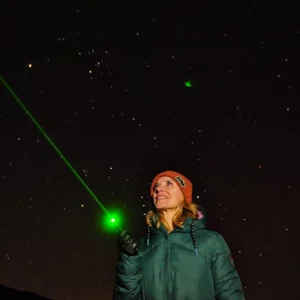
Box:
[101,211,123,232]
[0,75,122,233]
[184,80,193,88]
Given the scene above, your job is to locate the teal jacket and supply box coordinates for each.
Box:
[114,211,245,300]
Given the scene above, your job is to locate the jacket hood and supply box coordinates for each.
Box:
[147,209,207,256]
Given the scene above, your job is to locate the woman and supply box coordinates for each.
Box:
[114,171,245,300]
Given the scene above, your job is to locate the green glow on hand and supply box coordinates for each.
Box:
[101,210,124,232]
[0,76,121,232]
[184,80,193,88]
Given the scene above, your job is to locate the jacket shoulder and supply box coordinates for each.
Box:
[196,229,230,252]
[196,229,222,240]
[197,229,231,253]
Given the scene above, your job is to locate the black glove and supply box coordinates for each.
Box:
[119,230,138,256]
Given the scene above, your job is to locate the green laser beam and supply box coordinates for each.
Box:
[0,76,117,225]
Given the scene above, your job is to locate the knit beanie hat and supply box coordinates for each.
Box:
[150,171,193,204]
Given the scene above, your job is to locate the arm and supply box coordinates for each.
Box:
[113,251,142,300]
[113,233,142,300]
[210,233,245,300]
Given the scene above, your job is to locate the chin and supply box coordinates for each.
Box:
[155,204,169,210]
[154,204,165,209]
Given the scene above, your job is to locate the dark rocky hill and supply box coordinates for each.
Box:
[0,284,53,299]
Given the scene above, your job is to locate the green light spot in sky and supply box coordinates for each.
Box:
[184,80,192,88]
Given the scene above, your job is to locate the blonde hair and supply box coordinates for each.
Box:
[145,200,199,232]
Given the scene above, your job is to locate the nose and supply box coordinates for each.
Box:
[154,185,163,194]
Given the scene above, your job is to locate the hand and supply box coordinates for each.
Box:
[119,230,138,256]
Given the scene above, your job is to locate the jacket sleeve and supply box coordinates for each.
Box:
[210,233,245,300]
[113,250,142,300]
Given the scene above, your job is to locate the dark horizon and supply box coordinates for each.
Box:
[0,284,53,299]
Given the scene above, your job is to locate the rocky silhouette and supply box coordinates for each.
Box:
[0,284,53,299]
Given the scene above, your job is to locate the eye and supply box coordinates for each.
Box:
[167,181,173,186]
[153,184,158,190]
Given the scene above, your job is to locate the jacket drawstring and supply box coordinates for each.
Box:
[147,224,150,247]
[191,219,198,256]
[147,218,198,256]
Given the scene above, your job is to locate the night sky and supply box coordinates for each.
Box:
[1,1,299,300]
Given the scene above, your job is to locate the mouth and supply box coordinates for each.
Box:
[155,196,167,202]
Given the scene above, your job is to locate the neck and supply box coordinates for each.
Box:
[161,210,177,232]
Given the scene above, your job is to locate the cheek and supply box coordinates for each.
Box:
[174,191,184,203]
[152,195,156,203]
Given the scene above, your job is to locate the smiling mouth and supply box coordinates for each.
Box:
[156,196,167,201]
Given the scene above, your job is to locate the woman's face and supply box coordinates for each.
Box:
[152,176,184,210]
